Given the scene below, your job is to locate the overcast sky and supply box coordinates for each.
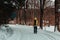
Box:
[27,0,55,9]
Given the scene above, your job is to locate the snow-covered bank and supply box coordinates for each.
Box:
[6,24,59,32]
[43,26,55,32]
[2,24,59,32]
[43,26,59,32]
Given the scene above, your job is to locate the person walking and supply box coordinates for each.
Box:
[34,17,38,34]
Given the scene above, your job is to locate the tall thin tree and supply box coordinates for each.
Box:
[54,0,59,32]
[40,0,46,29]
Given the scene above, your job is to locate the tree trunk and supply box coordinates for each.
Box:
[54,0,59,32]
[40,0,45,29]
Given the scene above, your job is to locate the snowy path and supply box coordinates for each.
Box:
[0,24,60,40]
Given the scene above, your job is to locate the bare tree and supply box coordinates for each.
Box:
[40,0,46,29]
[54,0,60,32]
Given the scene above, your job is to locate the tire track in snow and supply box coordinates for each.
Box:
[45,31,60,37]
[19,28,56,40]
[38,30,56,40]
[44,31,60,40]
[39,32,56,40]
[19,28,51,40]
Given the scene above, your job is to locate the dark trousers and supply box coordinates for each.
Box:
[34,26,37,34]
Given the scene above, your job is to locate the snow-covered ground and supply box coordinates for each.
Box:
[0,24,60,40]
[43,26,58,32]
